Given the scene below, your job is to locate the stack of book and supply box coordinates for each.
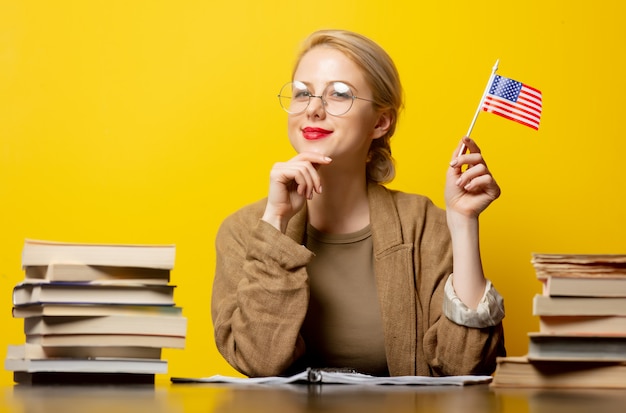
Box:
[492,253,626,389]
[5,239,187,384]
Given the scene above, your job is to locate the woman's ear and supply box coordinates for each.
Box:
[372,110,393,139]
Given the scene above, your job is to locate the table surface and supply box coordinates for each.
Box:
[2,382,626,413]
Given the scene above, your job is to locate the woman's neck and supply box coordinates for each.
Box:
[306,169,370,234]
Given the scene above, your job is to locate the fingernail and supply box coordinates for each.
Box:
[449,159,458,167]
[324,157,332,162]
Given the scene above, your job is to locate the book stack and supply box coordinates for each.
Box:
[492,253,626,389]
[5,239,187,384]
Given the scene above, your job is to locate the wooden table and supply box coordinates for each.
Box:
[2,382,625,413]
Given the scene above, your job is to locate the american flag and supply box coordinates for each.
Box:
[481,75,542,130]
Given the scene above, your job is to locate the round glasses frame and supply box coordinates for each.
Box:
[278,81,375,116]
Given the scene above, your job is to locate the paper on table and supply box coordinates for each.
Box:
[171,368,492,386]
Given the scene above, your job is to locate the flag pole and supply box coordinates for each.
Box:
[458,59,500,156]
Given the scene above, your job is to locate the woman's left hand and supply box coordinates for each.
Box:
[445,136,501,219]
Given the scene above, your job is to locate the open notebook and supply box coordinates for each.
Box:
[171,368,492,386]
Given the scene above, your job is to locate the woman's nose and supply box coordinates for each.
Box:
[306,95,326,117]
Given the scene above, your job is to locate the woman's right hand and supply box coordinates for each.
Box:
[261,152,332,233]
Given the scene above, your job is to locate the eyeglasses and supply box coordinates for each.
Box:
[278,81,375,116]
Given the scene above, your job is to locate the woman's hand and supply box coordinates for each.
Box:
[445,137,500,219]
[262,152,332,233]
[445,137,499,308]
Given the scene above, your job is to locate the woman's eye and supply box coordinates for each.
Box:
[328,83,352,100]
[294,90,311,99]
[331,91,351,99]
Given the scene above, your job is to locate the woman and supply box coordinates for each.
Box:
[212,29,505,378]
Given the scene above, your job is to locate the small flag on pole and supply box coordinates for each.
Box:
[461,60,542,157]
[481,74,542,130]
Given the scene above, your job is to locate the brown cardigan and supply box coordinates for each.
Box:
[211,183,505,377]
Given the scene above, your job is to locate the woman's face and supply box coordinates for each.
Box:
[287,47,388,165]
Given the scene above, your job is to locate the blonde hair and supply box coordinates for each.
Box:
[293,30,404,184]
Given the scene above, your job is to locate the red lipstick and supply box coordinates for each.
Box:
[302,127,332,140]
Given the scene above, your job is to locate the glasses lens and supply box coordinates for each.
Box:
[277,81,356,115]
[278,81,309,114]
[324,82,354,116]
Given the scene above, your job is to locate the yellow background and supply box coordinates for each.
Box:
[0,1,624,385]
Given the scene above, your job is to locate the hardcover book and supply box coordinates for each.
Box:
[13,303,183,318]
[26,333,186,349]
[24,263,170,284]
[527,333,626,362]
[22,239,176,269]
[5,357,167,375]
[538,315,626,336]
[23,314,187,337]
[491,356,626,389]
[532,294,626,317]
[13,282,176,306]
[7,343,161,360]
